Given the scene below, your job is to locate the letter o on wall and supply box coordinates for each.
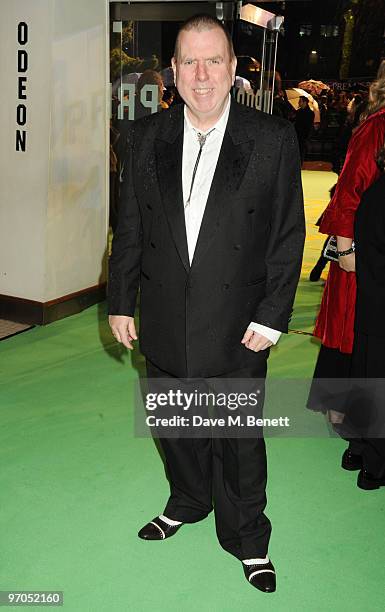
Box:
[17,104,27,126]
[18,22,28,45]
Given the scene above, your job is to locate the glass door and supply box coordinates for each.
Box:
[233,3,284,115]
[109,1,283,123]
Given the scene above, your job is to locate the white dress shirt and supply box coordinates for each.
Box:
[182,96,281,345]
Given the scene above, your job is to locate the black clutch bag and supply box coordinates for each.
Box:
[323,236,339,262]
[323,235,355,262]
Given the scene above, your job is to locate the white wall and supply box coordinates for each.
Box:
[0,0,52,300]
[0,0,108,303]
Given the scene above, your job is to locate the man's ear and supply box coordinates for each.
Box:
[231,56,237,84]
[171,56,177,85]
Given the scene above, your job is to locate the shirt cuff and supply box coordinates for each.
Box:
[247,322,281,345]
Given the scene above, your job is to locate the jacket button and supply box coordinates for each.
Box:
[150,241,156,248]
[146,204,152,210]
[233,244,241,250]
[248,208,255,214]
[222,283,230,290]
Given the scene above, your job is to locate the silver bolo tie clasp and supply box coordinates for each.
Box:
[185,128,215,209]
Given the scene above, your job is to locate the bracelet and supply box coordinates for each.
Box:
[337,246,355,257]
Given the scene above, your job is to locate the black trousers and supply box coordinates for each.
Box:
[145,356,271,560]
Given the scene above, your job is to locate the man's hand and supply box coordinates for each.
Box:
[108,315,137,350]
[241,329,273,352]
[338,252,355,272]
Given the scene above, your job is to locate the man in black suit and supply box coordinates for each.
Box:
[108,14,305,593]
[294,95,315,164]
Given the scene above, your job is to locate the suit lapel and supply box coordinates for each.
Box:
[154,101,254,273]
[155,106,190,272]
[191,102,254,270]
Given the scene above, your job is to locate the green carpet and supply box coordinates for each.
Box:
[1,171,384,611]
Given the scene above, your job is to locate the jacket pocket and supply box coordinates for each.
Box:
[240,277,266,287]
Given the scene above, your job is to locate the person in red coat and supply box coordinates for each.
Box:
[308,61,385,472]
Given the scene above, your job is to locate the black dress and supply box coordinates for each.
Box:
[348,172,385,477]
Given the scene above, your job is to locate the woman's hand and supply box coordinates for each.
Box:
[338,252,355,272]
[336,236,355,272]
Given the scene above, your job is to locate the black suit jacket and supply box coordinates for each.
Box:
[108,100,305,377]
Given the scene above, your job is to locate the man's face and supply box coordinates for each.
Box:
[172,27,236,127]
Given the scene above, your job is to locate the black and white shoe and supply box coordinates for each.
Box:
[138,516,183,540]
[242,560,276,593]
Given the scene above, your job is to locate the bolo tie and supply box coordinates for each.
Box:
[184,128,215,208]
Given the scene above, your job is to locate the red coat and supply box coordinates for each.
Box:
[314,108,385,353]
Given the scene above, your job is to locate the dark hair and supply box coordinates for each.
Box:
[360,60,385,122]
[173,14,235,61]
[359,60,385,171]
[299,96,309,105]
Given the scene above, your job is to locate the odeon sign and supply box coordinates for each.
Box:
[16,22,28,152]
